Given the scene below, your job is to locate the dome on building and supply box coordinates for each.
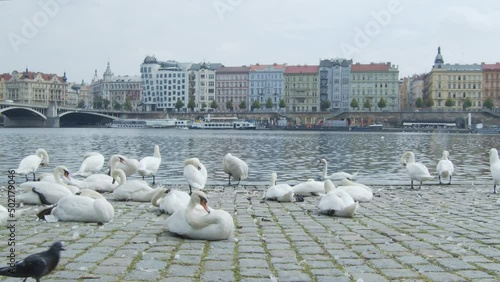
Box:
[143,55,158,64]
[434,46,444,65]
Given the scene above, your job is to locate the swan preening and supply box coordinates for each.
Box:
[263,172,304,202]
[151,188,190,215]
[319,159,359,181]
[73,152,105,177]
[183,158,207,195]
[112,169,162,202]
[436,150,454,185]
[68,155,123,192]
[166,191,234,240]
[15,148,49,181]
[18,166,74,205]
[37,189,114,223]
[490,148,500,194]
[110,155,140,177]
[223,153,248,185]
[318,180,358,217]
[401,151,434,189]
[138,145,161,185]
[292,179,325,197]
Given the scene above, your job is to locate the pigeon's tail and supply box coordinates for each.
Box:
[0,266,25,278]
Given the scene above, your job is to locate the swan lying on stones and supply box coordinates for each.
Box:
[166,191,234,241]
[112,169,163,202]
[151,188,190,215]
[319,158,358,181]
[37,189,114,223]
[292,179,325,197]
[18,166,74,205]
[263,172,304,202]
[318,180,358,217]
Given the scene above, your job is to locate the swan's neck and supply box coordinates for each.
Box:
[322,161,328,178]
[154,147,161,158]
[151,189,165,207]
[115,170,126,185]
[491,152,500,164]
[53,170,64,185]
[185,203,213,228]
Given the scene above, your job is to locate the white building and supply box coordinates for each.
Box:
[188,62,223,111]
[140,56,191,112]
[90,63,142,110]
[249,63,286,111]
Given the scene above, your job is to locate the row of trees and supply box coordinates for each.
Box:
[414,96,496,110]
[176,97,288,112]
[81,96,133,110]
[349,98,387,111]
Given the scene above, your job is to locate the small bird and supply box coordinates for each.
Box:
[436,150,454,185]
[0,241,65,282]
[223,153,248,186]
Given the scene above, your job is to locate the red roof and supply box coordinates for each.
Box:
[249,64,286,71]
[351,63,391,72]
[482,63,500,70]
[284,65,319,74]
[10,71,65,82]
[0,73,12,81]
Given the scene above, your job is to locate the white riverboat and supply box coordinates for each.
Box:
[189,116,256,130]
[109,119,176,129]
[175,119,193,129]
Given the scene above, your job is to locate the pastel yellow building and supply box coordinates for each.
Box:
[284,65,320,112]
[0,73,10,101]
[424,47,483,110]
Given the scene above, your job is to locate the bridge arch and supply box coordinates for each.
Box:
[0,107,47,120]
[58,111,118,126]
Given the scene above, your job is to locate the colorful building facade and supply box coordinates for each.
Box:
[215,66,249,111]
[284,65,320,112]
[248,63,286,111]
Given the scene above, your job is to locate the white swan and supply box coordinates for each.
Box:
[110,155,140,177]
[263,172,303,202]
[400,151,434,189]
[183,158,207,195]
[38,189,114,223]
[68,155,122,192]
[223,153,248,185]
[319,159,359,181]
[112,169,163,201]
[17,166,74,205]
[138,145,161,185]
[14,148,49,181]
[37,173,56,182]
[151,188,190,215]
[318,180,358,217]
[337,178,373,193]
[489,148,500,194]
[0,205,8,227]
[335,183,373,202]
[436,150,454,185]
[166,191,234,240]
[73,152,105,177]
[292,179,325,197]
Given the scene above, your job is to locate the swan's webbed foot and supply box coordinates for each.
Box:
[438,175,442,185]
[227,174,232,186]
[448,176,451,185]
[294,194,304,202]
[410,180,414,189]
[32,187,51,205]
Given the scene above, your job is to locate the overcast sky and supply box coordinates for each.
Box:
[2,0,500,83]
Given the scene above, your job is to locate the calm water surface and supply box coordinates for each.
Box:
[1,128,499,186]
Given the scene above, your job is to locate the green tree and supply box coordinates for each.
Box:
[175,99,184,111]
[239,100,247,111]
[188,98,196,112]
[103,98,110,109]
[251,99,261,111]
[425,97,434,108]
[113,101,122,110]
[445,98,454,107]
[279,99,286,109]
[93,96,103,109]
[350,98,359,109]
[124,96,132,111]
[363,99,372,111]
[463,97,473,110]
[210,100,218,110]
[201,102,207,110]
[484,97,495,109]
[266,98,273,109]
[377,97,387,110]
[415,97,424,108]
[77,100,85,108]
[320,99,331,111]
[226,100,233,111]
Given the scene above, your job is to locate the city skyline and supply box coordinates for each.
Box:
[1,0,500,83]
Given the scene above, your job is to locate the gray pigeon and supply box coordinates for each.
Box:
[0,241,64,282]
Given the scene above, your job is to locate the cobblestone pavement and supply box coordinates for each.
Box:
[1,183,500,282]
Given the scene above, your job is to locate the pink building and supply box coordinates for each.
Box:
[215,66,249,111]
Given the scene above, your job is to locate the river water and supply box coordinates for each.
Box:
[1,128,499,186]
